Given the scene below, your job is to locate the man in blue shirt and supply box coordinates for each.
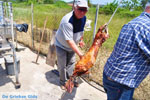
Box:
[103,2,150,100]
[55,0,88,89]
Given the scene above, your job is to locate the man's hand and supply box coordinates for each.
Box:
[79,54,83,59]
[79,40,85,48]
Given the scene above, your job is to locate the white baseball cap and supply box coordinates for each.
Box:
[145,2,150,7]
[75,0,89,8]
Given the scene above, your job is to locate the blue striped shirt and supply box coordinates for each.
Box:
[104,12,150,88]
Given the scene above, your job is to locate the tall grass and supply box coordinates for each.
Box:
[84,12,133,51]
[13,3,71,29]
[13,3,134,51]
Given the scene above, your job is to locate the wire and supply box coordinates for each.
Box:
[80,76,106,93]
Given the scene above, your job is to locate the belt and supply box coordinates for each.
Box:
[107,77,114,81]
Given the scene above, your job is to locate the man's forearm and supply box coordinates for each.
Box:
[66,40,83,58]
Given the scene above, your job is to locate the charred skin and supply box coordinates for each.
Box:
[65,25,108,93]
[73,27,108,76]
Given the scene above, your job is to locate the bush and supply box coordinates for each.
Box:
[99,0,118,15]
[43,0,54,4]
[54,1,71,8]
[119,9,142,18]
[26,0,37,5]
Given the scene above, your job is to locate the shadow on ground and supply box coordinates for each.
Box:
[0,65,12,86]
[45,70,60,86]
[60,88,77,100]
[45,70,78,100]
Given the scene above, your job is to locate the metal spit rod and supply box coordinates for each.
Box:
[106,0,122,26]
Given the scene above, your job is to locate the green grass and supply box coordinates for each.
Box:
[84,13,133,51]
[13,3,71,29]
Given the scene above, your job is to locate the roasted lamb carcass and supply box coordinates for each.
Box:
[65,24,109,93]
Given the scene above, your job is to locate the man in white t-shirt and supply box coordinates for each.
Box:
[55,0,88,89]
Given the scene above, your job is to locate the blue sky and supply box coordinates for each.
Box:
[61,0,119,5]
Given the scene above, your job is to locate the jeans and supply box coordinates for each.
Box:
[55,46,75,85]
[103,73,135,100]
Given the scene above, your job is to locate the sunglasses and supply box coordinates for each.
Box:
[77,8,87,12]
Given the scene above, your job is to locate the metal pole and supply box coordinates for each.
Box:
[31,3,34,48]
[93,4,99,41]
[72,0,75,10]
[8,2,12,20]
[8,2,18,48]
[5,2,8,18]
[0,1,4,24]
[4,2,6,17]
[10,2,21,89]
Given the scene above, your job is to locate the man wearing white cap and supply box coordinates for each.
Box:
[55,0,88,89]
[103,2,150,100]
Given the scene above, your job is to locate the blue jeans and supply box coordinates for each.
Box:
[103,73,135,100]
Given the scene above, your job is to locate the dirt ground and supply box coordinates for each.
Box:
[0,43,107,100]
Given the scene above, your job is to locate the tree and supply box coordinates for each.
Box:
[43,0,55,4]
[121,0,132,10]
[121,0,142,10]
[140,0,148,8]
[102,0,118,14]
[131,0,142,10]
[87,0,91,7]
